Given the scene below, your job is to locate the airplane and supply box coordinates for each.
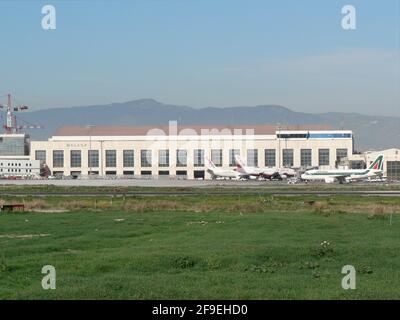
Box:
[301,155,384,184]
[234,155,296,180]
[205,158,245,180]
[277,167,296,179]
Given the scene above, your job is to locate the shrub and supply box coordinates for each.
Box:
[172,256,196,269]
[298,261,320,270]
[312,201,327,213]
[358,265,373,274]
[367,205,387,219]
[24,199,47,210]
[314,240,334,257]
[206,255,221,270]
[64,200,90,210]
[0,255,10,273]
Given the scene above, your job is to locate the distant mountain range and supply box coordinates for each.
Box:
[15,98,400,151]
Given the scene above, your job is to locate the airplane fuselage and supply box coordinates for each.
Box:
[301,169,382,182]
[207,168,241,179]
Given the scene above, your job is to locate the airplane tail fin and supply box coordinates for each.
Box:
[234,155,246,169]
[368,155,384,171]
[205,157,216,169]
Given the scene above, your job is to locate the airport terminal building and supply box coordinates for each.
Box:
[30,124,354,179]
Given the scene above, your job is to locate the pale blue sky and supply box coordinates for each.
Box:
[0,0,399,116]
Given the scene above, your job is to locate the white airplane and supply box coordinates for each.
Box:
[234,155,296,180]
[206,158,244,180]
[301,155,384,183]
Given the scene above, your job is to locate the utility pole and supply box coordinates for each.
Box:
[277,124,281,168]
[86,125,95,176]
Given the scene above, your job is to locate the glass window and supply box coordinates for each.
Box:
[0,136,25,156]
[300,149,312,167]
[309,133,352,139]
[319,149,330,166]
[229,149,240,166]
[88,150,99,168]
[265,149,276,167]
[336,149,348,163]
[194,149,204,167]
[247,149,258,167]
[211,149,223,167]
[123,150,134,167]
[159,150,170,167]
[141,150,152,167]
[277,133,308,139]
[350,160,365,169]
[70,150,81,168]
[35,150,46,162]
[106,150,116,168]
[53,150,64,168]
[387,161,400,180]
[176,150,187,167]
[282,149,294,167]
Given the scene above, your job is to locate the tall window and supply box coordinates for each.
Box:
[265,149,276,167]
[211,149,223,167]
[282,149,294,167]
[70,150,81,168]
[53,150,64,168]
[106,150,117,167]
[35,150,46,162]
[300,149,312,167]
[141,150,152,167]
[229,149,240,166]
[88,150,99,167]
[336,149,348,163]
[176,150,187,167]
[123,150,134,167]
[194,149,204,167]
[158,150,169,167]
[387,161,400,180]
[247,149,258,167]
[319,149,330,166]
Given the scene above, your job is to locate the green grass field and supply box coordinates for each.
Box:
[0,194,399,299]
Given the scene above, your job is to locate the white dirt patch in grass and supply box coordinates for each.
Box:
[31,209,69,213]
[0,233,51,239]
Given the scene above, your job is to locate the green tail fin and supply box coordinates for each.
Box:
[368,155,384,170]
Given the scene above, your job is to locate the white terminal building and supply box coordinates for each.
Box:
[0,123,395,181]
[29,123,356,180]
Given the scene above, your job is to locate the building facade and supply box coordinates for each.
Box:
[0,156,41,178]
[348,148,400,180]
[30,124,354,179]
[0,134,42,178]
[0,134,29,156]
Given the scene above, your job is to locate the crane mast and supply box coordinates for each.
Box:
[0,94,42,134]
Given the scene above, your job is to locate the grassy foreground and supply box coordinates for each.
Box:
[0,195,399,299]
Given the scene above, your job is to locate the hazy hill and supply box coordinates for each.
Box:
[16,99,400,151]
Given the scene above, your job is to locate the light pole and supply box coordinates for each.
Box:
[86,125,95,176]
[277,124,281,168]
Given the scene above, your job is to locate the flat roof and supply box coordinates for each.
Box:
[0,133,27,138]
[54,124,334,137]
